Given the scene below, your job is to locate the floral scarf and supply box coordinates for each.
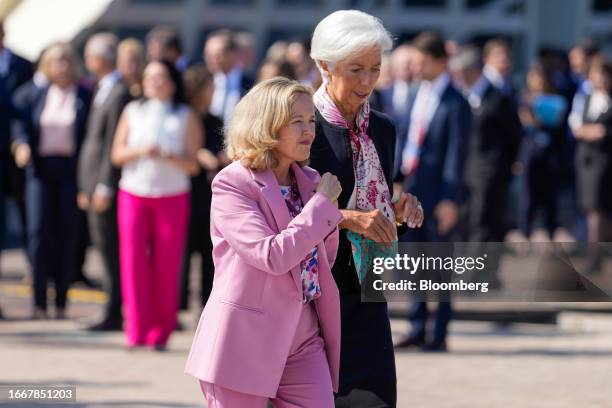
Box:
[313,86,397,284]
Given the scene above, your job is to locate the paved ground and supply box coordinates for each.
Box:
[1,249,612,407]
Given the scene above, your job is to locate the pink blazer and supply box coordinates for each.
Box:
[184,160,343,398]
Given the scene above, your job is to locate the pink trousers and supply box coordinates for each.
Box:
[118,189,190,347]
[199,302,334,407]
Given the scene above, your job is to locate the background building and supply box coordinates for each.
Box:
[3,0,612,78]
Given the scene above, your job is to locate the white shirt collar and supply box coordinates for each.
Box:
[226,65,243,89]
[483,65,505,90]
[93,70,120,106]
[422,71,450,98]
[98,70,120,90]
[214,65,242,83]
[33,71,48,88]
[0,48,11,76]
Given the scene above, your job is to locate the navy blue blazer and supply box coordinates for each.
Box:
[397,81,471,216]
[310,108,399,406]
[0,77,13,155]
[2,51,33,93]
[310,108,409,293]
[12,81,92,176]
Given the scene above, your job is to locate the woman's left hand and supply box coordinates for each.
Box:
[394,192,424,228]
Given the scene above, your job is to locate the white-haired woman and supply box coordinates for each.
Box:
[308,10,424,407]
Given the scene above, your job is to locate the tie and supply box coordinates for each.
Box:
[402,84,431,175]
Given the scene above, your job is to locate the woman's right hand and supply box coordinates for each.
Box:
[197,148,220,170]
[316,172,342,202]
[142,145,160,158]
[14,143,31,168]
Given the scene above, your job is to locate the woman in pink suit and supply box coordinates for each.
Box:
[185,77,343,407]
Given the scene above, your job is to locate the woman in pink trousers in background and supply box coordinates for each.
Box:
[111,60,202,350]
[185,77,344,407]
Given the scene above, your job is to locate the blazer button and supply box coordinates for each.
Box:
[327,220,332,227]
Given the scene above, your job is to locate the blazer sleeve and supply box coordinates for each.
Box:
[211,174,343,274]
[96,89,131,192]
[501,93,523,163]
[602,108,612,140]
[440,98,471,203]
[10,84,35,146]
[323,227,340,268]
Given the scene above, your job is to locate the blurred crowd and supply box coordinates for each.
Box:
[0,21,610,347]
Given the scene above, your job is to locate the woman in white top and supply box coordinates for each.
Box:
[111,60,202,350]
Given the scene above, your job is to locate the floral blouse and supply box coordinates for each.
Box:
[279,176,321,303]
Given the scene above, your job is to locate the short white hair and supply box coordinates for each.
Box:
[310,10,393,80]
[85,33,118,63]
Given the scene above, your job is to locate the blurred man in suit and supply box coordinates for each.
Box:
[0,75,12,283]
[452,44,522,243]
[390,43,419,179]
[371,44,415,124]
[204,29,254,124]
[568,39,600,130]
[146,25,191,71]
[482,38,515,99]
[0,21,33,93]
[78,33,131,331]
[452,45,522,289]
[395,32,471,352]
[0,20,33,279]
[117,38,145,99]
[389,44,415,122]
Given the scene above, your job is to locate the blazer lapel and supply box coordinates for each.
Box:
[32,86,48,132]
[291,162,317,204]
[290,163,318,296]
[315,110,351,172]
[368,117,389,174]
[251,168,291,232]
[425,85,451,142]
[314,109,354,206]
[251,165,318,296]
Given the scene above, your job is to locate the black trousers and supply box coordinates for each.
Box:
[26,158,78,310]
[399,218,453,344]
[335,294,397,408]
[468,177,511,242]
[0,155,5,253]
[88,201,122,322]
[180,212,214,310]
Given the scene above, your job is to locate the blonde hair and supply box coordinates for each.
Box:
[118,37,144,60]
[226,77,313,170]
[39,42,81,83]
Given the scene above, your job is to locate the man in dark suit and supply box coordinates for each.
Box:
[78,33,131,331]
[0,77,8,318]
[146,25,193,72]
[389,44,420,179]
[204,29,255,124]
[395,32,471,352]
[451,44,522,290]
[452,44,522,243]
[1,21,33,269]
[0,76,13,283]
[0,21,34,93]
